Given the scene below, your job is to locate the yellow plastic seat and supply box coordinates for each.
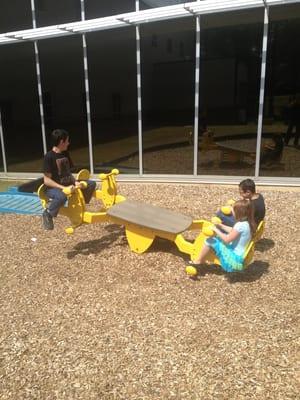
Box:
[243,241,255,267]
[253,220,265,243]
[37,184,48,209]
[242,220,265,267]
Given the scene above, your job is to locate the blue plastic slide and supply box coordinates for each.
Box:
[0,187,43,215]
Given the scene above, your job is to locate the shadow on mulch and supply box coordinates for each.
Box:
[104,224,125,234]
[255,238,275,252]
[149,239,270,284]
[68,231,271,285]
[67,225,127,259]
[188,261,270,283]
[150,237,273,263]
[226,261,270,283]
[149,238,181,255]
[67,228,182,260]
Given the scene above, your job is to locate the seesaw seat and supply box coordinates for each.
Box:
[107,200,193,234]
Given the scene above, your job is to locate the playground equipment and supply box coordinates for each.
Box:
[0,187,43,215]
[38,169,264,271]
[220,198,235,215]
[185,218,265,276]
[38,168,126,234]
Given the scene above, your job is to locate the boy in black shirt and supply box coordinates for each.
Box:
[216,179,266,227]
[42,129,96,230]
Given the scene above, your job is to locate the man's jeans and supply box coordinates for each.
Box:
[46,180,96,217]
[216,210,235,227]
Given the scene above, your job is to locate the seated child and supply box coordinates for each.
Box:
[190,199,256,272]
[42,129,96,230]
[216,178,265,227]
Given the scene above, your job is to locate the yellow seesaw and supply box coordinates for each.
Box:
[38,169,264,272]
[38,169,126,234]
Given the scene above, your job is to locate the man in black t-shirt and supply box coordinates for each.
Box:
[42,129,96,230]
[238,179,266,225]
[216,179,266,227]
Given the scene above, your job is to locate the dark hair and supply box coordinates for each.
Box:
[239,178,256,194]
[233,199,256,235]
[51,129,69,146]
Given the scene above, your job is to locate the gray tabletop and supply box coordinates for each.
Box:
[107,200,193,234]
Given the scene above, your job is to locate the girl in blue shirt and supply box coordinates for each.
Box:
[190,199,256,272]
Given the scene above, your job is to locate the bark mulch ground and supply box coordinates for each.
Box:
[0,183,299,399]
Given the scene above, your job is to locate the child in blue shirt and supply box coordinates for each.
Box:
[190,199,256,272]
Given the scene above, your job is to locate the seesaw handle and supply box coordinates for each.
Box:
[99,169,119,180]
[62,181,87,196]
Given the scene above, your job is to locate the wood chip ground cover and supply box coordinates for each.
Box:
[0,184,299,399]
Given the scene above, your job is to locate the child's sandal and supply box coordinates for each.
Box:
[188,260,202,267]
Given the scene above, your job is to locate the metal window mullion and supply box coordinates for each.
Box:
[82,34,94,175]
[81,0,94,174]
[34,42,47,154]
[0,109,7,173]
[136,0,143,176]
[255,6,269,178]
[193,16,201,176]
[31,0,47,154]
[136,25,143,176]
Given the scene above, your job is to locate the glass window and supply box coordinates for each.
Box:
[38,36,89,169]
[140,18,195,174]
[198,9,264,176]
[0,0,32,33]
[140,1,193,10]
[86,28,139,173]
[261,4,300,178]
[0,43,43,172]
[85,0,135,19]
[35,0,81,27]
[0,120,3,171]
[0,108,4,172]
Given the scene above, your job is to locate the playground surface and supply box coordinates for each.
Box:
[0,183,299,400]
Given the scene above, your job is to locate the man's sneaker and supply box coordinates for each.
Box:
[42,210,54,230]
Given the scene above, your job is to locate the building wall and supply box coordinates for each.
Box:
[0,1,299,180]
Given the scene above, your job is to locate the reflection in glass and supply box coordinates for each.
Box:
[140,0,193,10]
[35,0,81,27]
[38,36,89,169]
[140,18,195,174]
[0,108,4,171]
[86,28,138,173]
[0,0,32,33]
[261,4,300,177]
[85,0,135,19]
[198,9,264,176]
[0,43,43,172]
[0,120,3,171]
